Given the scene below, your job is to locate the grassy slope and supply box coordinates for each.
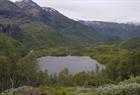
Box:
[21,23,102,50]
[120,37,140,50]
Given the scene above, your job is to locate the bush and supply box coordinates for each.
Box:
[121,76,140,84]
[97,83,140,95]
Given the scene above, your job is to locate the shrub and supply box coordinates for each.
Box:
[97,83,140,95]
[121,76,140,84]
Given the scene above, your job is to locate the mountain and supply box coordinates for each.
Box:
[15,0,86,28]
[15,0,106,44]
[2,0,140,50]
[0,0,37,24]
[15,0,42,18]
[79,21,140,41]
[0,0,110,49]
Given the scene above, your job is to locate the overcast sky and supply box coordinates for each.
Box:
[11,0,140,22]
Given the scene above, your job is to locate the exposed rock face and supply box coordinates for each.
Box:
[42,7,57,13]
[0,0,22,17]
[0,0,38,24]
[0,23,23,40]
[15,0,74,27]
[0,23,20,33]
[15,0,42,17]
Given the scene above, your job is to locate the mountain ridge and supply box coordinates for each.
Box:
[79,20,140,40]
[1,0,140,49]
[0,0,108,49]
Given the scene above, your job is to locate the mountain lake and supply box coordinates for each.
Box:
[37,56,105,74]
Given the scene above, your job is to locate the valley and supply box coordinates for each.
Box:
[0,0,140,95]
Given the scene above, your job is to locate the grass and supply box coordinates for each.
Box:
[37,86,100,95]
[5,86,100,95]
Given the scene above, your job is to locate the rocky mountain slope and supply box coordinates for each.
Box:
[79,21,140,41]
[0,0,140,49]
[0,0,109,49]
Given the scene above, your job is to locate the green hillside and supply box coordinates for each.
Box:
[120,37,140,50]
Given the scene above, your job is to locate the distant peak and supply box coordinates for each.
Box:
[15,0,40,8]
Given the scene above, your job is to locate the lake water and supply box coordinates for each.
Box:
[37,56,105,74]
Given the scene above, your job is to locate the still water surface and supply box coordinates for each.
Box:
[37,56,105,74]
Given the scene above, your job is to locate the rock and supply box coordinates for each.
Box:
[1,86,33,95]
